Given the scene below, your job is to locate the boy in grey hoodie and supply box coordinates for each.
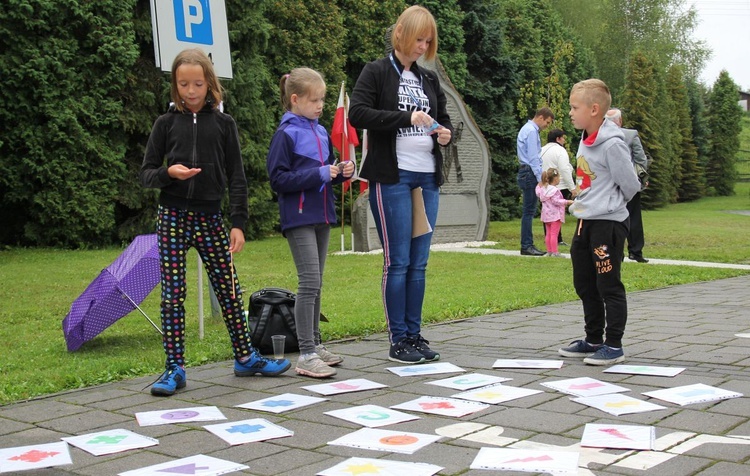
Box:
[558,79,641,365]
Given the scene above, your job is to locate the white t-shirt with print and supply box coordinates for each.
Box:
[395,70,434,173]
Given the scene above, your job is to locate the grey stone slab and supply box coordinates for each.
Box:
[36,408,132,434]
[0,416,34,436]
[657,408,747,434]
[0,400,88,424]
[480,407,596,434]
[695,461,750,475]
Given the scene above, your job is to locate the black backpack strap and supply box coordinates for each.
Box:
[277,303,297,333]
[253,303,274,340]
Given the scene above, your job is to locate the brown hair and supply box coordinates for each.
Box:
[279,68,326,111]
[535,107,555,120]
[170,48,222,112]
[570,79,611,115]
[391,5,438,61]
[541,167,560,186]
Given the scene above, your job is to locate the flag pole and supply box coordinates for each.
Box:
[340,81,347,252]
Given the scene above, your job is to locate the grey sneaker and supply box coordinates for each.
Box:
[315,345,343,366]
[583,345,625,366]
[295,354,336,378]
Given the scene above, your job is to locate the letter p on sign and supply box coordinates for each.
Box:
[174,0,213,45]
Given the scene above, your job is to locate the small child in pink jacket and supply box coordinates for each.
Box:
[536,168,574,257]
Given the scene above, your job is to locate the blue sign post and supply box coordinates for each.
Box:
[151,0,232,78]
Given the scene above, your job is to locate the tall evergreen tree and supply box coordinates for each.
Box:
[706,70,743,196]
[0,0,139,247]
[621,51,669,209]
[458,0,521,220]
[686,79,711,177]
[667,65,704,201]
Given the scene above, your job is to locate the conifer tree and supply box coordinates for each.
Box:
[621,51,669,209]
[667,65,704,201]
[706,70,742,196]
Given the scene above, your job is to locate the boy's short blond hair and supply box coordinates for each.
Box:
[570,79,611,116]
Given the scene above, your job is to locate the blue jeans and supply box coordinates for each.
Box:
[517,165,538,249]
[369,170,439,344]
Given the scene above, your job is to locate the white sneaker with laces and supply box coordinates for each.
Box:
[295,353,336,378]
[315,345,343,366]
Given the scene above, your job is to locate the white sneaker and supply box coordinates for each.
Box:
[295,354,336,378]
[315,345,343,366]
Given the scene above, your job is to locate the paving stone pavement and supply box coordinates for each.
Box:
[2,275,750,475]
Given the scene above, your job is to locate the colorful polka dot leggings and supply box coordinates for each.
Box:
[157,206,253,367]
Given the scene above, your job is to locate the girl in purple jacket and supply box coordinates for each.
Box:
[536,168,573,257]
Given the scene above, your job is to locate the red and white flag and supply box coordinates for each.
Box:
[331,82,359,192]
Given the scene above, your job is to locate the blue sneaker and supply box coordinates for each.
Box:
[584,345,625,366]
[411,335,440,362]
[150,364,186,396]
[234,352,291,377]
[558,339,602,358]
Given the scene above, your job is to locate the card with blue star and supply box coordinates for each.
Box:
[203,418,293,445]
[236,393,328,414]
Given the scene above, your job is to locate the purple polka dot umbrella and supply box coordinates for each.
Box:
[62,234,163,351]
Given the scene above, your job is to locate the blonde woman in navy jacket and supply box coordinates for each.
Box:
[349,5,453,364]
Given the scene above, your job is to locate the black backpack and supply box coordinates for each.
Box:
[247,288,299,355]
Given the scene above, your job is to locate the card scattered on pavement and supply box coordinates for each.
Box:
[327,428,442,454]
[452,383,543,405]
[62,429,158,456]
[302,378,388,395]
[581,423,655,450]
[0,442,72,474]
[492,359,564,369]
[386,362,464,377]
[135,406,226,426]
[541,377,630,397]
[470,447,579,475]
[204,418,293,445]
[391,396,490,417]
[572,393,666,416]
[318,457,443,476]
[425,373,511,391]
[642,383,743,406]
[325,405,419,428]
[604,365,685,377]
[236,393,327,413]
[118,454,248,476]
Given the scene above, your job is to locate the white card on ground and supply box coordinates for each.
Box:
[236,393,327,413]
[604,364,685,377]
[204,418,293,445]
[135,406,226,426]
[318,457,443,476]
[470,447,579,475]
[572,393,666,416]
[0,442,72,474]
[391,396,490,417]
[327,428,442,455]
[62,429,158,456]
[302,378,388,395]
[642,383,743,406]
[581,423,655,450]
[325,405,419,428]
[734,333,750,338]
[386,362,465,377]
[425,373,511,391]
[492,359,564,369]
[118,454,248,476]
[452,383,543,404]
[541,377,630,397]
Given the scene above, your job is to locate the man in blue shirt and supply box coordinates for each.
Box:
[517,107,555,256]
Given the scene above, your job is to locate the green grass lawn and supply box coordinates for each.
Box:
[0,183,748,404]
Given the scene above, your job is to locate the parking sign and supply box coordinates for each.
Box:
[151,0,232,78]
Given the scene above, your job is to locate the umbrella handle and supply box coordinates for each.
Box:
[120,290,163,336]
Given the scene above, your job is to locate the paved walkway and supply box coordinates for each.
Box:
[2,275,750,475]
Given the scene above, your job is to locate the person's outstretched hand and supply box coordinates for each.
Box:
[229,228,245,253]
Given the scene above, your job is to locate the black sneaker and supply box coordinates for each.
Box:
[411,335,440,362]
[389,339,426,364]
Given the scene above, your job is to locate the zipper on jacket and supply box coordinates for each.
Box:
[186,112,197,199]
[310,122,330,224]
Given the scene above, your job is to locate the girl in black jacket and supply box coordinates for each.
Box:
[141,48,291,396]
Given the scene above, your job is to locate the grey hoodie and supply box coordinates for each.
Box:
[569,119,641,222]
